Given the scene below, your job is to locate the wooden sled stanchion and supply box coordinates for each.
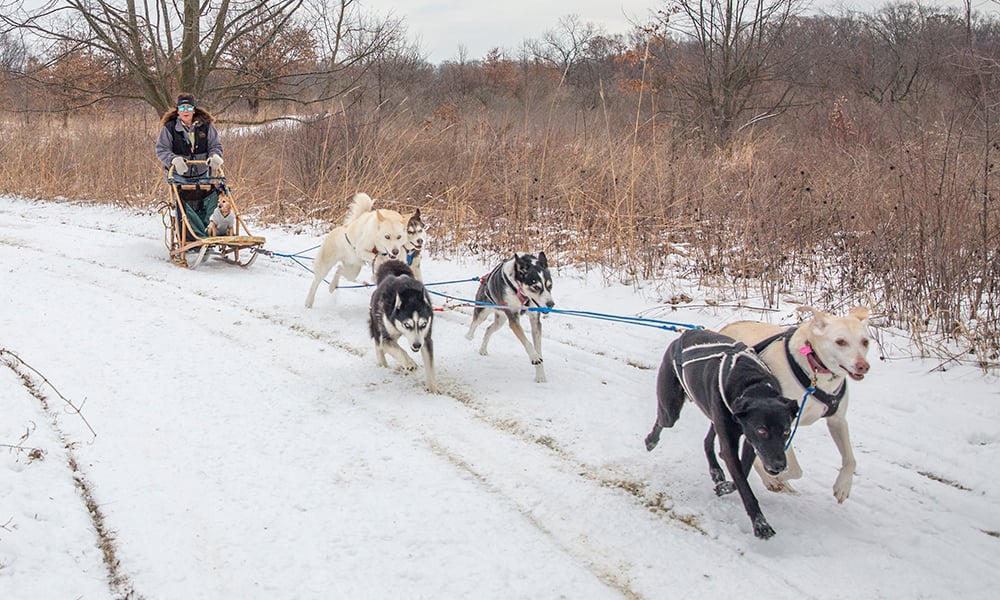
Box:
[160,160,266,269]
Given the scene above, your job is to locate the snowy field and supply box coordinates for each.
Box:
[1,195,998,599]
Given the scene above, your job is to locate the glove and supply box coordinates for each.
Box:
[171,156,188,175]
[207,154,224,170]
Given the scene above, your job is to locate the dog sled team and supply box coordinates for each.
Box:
[305,191,874,540]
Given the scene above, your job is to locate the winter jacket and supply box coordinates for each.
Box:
[155,107,223,178]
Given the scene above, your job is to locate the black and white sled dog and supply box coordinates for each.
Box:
[373,208,427,281]
[644,329,799,539]
[368,260,438,393]
[465,252,555,383]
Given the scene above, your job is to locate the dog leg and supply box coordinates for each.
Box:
[740,438,757,479]
[527,312,547,383]
[465,307,491,342]
[507,316,541,364]
[330,262,364,293]
[305,258,337,308]
[383,339,418,371]
[717,423,775,540]
[646,355,687,451]
[704,426,735,496]
[478,313,507,356]
[421,340,438,394]
[753,458,797,494]
[827,414,856,503]
[374,342,389,368]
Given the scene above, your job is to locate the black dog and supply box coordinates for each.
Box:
[368,260,438,393]
[645,329,798,539]
[465,252,555,383]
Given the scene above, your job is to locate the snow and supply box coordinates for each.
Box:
[1,195,998,599]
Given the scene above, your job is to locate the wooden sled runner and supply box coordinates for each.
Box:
[161,160,266,269]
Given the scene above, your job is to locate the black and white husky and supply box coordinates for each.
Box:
[368,260,438,393]
[465,252,555,383]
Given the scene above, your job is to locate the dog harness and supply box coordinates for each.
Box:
[752,328,846,417]
[478,261,532,311]
[672,338,771,413]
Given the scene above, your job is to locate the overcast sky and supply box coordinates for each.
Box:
[364,0,989,63]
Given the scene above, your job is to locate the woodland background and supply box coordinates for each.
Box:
[1,0,999,367]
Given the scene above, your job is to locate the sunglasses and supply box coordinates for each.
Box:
[177,105,194,112]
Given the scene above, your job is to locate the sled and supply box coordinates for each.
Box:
[160,159,266,269]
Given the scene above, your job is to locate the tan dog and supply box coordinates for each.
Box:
[207,195,236,237]
[305,193,407,308]
[373,208,427,281]
[720,306,871,503]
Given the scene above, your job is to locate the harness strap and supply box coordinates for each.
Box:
[755,327,845,417]
[674,340,760,413]
[500,265,532,310]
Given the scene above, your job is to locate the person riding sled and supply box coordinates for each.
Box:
[155,92,224,240]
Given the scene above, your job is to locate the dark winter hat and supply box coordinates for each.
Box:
[176,93,196,107]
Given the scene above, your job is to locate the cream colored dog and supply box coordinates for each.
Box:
[720,305,871,503]
[207,195,236,237]
[305,193,407,308]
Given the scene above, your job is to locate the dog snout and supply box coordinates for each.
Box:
[390,248,400,257]
[764,457,787,476]
[855,359,870,374]
[411,342,422,352]
[546,299,555,308]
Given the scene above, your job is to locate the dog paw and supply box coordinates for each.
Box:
[833,473,853,503]
[763,478,797,494]
[752,516,776,540]
[644,435,660,452]
[714,481,736,496]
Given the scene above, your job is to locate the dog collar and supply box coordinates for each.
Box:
[784,332,845,416]
[800,342,833,374]
[754,328,845,417]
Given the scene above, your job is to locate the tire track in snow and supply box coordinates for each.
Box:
[2,219,817,598]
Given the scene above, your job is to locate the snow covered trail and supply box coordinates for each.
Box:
[1,197,998,599]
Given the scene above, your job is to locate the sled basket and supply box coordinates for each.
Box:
[160,160,266,269]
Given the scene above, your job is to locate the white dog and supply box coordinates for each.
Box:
[720,305,871,503]
[373,208,427,281]
[304,193,407,308]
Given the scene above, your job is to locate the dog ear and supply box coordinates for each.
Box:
[848,306,870,324]
[795,305,816,321]
[537,251,548,269]
[783,397,800,419]
[412,209,421,219]
[394,293,401,311]
[376,210,385,222]
[729,395,752,423]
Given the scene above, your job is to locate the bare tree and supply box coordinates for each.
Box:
[2,0,400,114]
[655,0,804,142]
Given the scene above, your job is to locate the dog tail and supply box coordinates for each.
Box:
[345,192,375,224]
[375,259,414,284]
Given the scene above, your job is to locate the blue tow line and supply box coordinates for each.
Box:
[786,387,813,450]
[265,244,704,332]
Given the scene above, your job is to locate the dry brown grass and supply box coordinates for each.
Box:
[2,99,998,367]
